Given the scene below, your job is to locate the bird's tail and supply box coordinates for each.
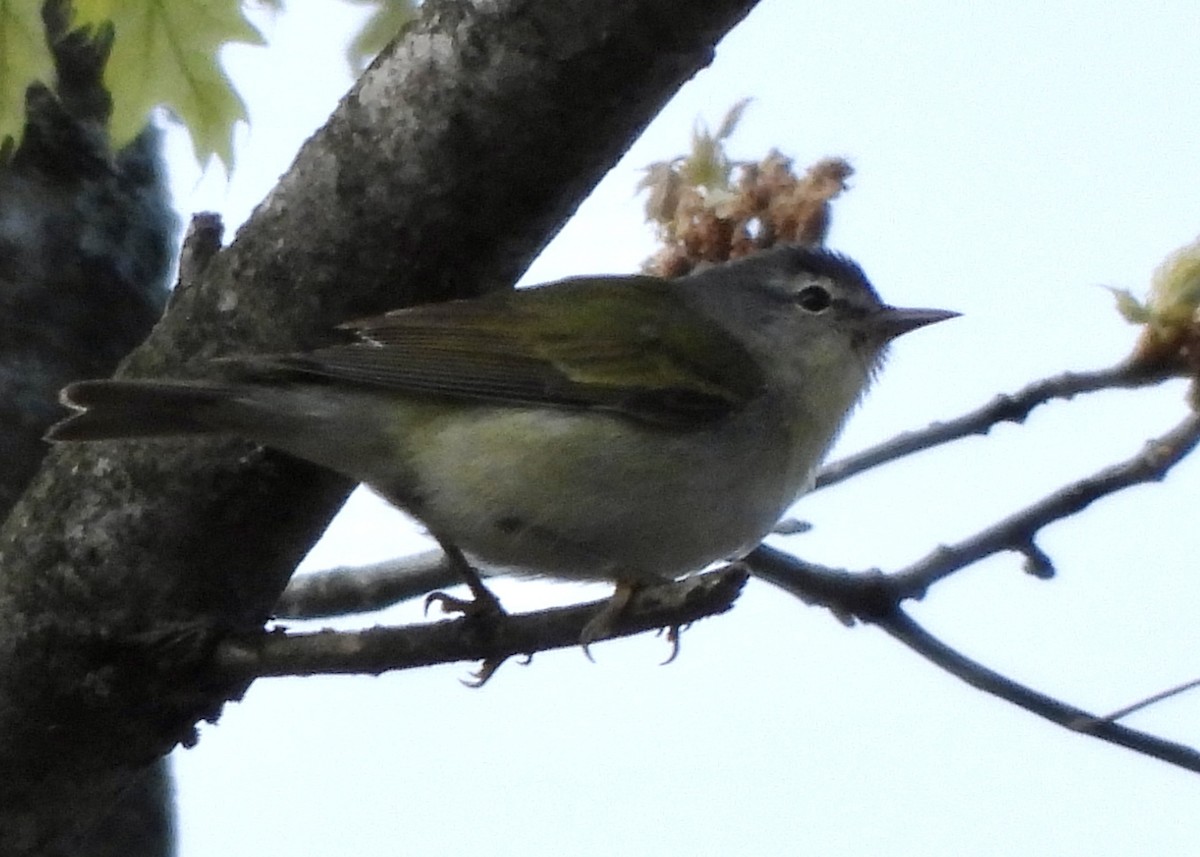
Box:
[46,380,241,441]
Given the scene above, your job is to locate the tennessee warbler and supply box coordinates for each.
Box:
[48,245,955,647]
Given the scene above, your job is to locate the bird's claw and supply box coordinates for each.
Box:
[580,623,601,663]
[578,582,640,661]
[459,651,533,688]
[423,589,505,620]
[659,625,683,665]
[462,656,506,688]
[424,590,469,616]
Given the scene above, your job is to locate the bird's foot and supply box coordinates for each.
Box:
[424,541,507,619]
[422,542,511,685]
[579,582,691,663]
[580,582,638,661]
[423,586,511,687]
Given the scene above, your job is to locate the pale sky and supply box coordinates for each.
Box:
[168,2,1200,854]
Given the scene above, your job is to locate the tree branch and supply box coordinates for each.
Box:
[814,361,1174,491]
[755,408,1200,604]
[1099,676,1200,723]
[750,551,1200,774]
[876,608,1200,775]
[229,568,746,682]
[891,408,1200,595]
[750,408,1200,774]
[275,550,453,619]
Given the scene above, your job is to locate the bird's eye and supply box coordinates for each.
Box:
[794,285,832,313]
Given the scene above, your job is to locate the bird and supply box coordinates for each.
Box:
[47,244,956,662]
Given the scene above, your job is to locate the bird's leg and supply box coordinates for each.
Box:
[423,539,506,619]
[580,578,688,662]
[580,580,639,661]
[421,539,517,687]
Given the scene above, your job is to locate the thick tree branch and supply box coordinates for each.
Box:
[0,0,762,849]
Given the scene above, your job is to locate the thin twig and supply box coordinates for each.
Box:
[876,608,1200,774]
[750,409,1200,606]
[749,408,1200,775]
[752,547,1200,773]
[814,362,1172,491]
[226,567,747,681]
[891,409,1200,597]
[1097,677,1200,724]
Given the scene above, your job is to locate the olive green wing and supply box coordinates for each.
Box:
[241,276,765,429]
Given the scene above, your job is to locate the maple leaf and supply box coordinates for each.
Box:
[0,0,56,151]
[71,0,265,170]
[344,0,415,73]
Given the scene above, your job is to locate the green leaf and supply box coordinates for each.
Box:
[71,0,265,170]
[344,0,415,73]
[1103,286,1151,325]
[0,0,55,151]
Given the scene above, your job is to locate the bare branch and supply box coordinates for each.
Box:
[750,551,1200,773]
[1097,676,1200,724]
[891,409,1200,596]
[749,408,1200,775]
[750,409,1200,604]
[276,550,452,619]
[228,568,747,681]
[876,608,1200,775]
[746,547,886,623]
[814,362,1174,491]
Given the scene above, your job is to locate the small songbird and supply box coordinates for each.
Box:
[48,245,955,649]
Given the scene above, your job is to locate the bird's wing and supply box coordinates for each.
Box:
[238,276,765,429]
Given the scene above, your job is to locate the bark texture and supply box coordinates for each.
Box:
[0,3,177,854]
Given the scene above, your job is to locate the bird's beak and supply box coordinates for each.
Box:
[874,306,960,340]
